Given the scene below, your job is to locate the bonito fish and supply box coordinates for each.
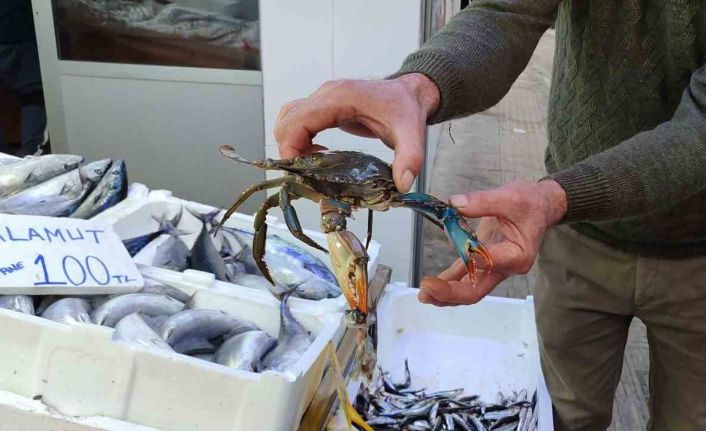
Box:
[0,154,83,197]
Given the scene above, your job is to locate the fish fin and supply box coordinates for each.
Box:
[185,292,198,309]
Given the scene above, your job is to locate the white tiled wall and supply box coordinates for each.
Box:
[260,0,423,282]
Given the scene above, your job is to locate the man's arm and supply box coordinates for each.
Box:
[393,0,559,123]
[552,64,706,222]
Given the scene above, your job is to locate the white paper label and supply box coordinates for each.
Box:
[0,213,143,294]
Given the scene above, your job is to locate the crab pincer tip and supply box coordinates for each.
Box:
[219,145,240,159]
[475,242,494,273]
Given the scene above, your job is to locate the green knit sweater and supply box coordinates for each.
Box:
[396,0,706,255]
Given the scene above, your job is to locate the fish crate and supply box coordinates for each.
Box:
[372,283,554,430]
[0,287,344,431]
[107,189,381,315]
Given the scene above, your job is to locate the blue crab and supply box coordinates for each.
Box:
[216,145,492,321]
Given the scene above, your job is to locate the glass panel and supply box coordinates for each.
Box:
[52,0,260,70]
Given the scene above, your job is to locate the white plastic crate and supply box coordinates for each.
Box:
[373,283,554,430]
[110,189,381,314]
[0,287,344,431]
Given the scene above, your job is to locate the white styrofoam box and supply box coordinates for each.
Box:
[374,283,554,430]
[0,287,344,431]
[109,189,380,314]
[0,389,159,431]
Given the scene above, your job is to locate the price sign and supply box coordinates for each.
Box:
[0,213,143,294]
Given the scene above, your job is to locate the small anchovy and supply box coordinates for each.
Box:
[490,421,520,431]
[0,295,34,315]
[380,398,436,418]
[407,419,432,431]
[262,292,312,372]
[160,309,258,355]
[92,293,185,327]
[189,209,233,282]
[365,416,399,426]
[443,413,455,430]
[394,358,412,389]
[113,313,173,352]
[482,407,519,422]
[214,330,277,372]
[41,298,92,324]
[451,413,473,431]
[70,160,128,219]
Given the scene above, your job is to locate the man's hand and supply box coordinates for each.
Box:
[274,74,440,192]
[419,179,568,306]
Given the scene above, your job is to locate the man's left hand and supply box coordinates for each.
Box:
[419,179,568,306]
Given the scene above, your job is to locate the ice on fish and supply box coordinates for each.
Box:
[41,298,93,324]
[92,293,185,327]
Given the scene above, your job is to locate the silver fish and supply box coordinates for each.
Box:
[0,154,83,197]
[214,330,277,372]
[139,279,191,303]
[113,313,174,352]
[262,293,312,372]
[0,169,86,216]
[70,160,127,219]
[231,273,272,292]
[153,233,190,272]
[189,210,233,282]
[79,159,112,184]
[160,309,258,354]
[41,298,92,324]
[0,295,34,315]
[221,227,340,300]
[92,293,185,327]
[192,353,215,362]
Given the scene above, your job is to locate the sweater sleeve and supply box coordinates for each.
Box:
[392,0,559,123]
[552,63,706,222]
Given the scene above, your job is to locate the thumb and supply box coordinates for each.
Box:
[448,189,509,219]
[390,122,425,193]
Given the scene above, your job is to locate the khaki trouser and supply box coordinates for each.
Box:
[535,225,706,431]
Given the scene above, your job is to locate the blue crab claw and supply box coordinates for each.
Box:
[393,193,493,283]
[442,206,494,281]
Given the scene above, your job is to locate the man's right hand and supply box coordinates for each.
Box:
[274,73,440,192]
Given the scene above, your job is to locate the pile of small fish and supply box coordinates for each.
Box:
[0,154,128,219]
[0,281,313,373]
[123,207,341,301]
[354,361,538,431]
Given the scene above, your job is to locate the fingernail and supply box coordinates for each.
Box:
[450,194,468,208]
[418,292,430,304]
[401,170,415,192]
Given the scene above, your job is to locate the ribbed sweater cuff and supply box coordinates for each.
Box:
[550,164,614,223]
[389,50,467,124]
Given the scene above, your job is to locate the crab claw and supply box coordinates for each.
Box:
[326,230,369,318]
[443,207,494,283]
[392,192,493,285]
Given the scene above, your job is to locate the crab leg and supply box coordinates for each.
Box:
[278,183,329,254]
[252,193,281,285]
[365,209,373,250]
[217,176,290,231]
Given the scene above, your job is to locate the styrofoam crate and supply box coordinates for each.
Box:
[0,287,344,431]
[110,189,380,314]
[372,283,553,430]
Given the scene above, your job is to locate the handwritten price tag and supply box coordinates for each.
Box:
[0,213,143,294]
